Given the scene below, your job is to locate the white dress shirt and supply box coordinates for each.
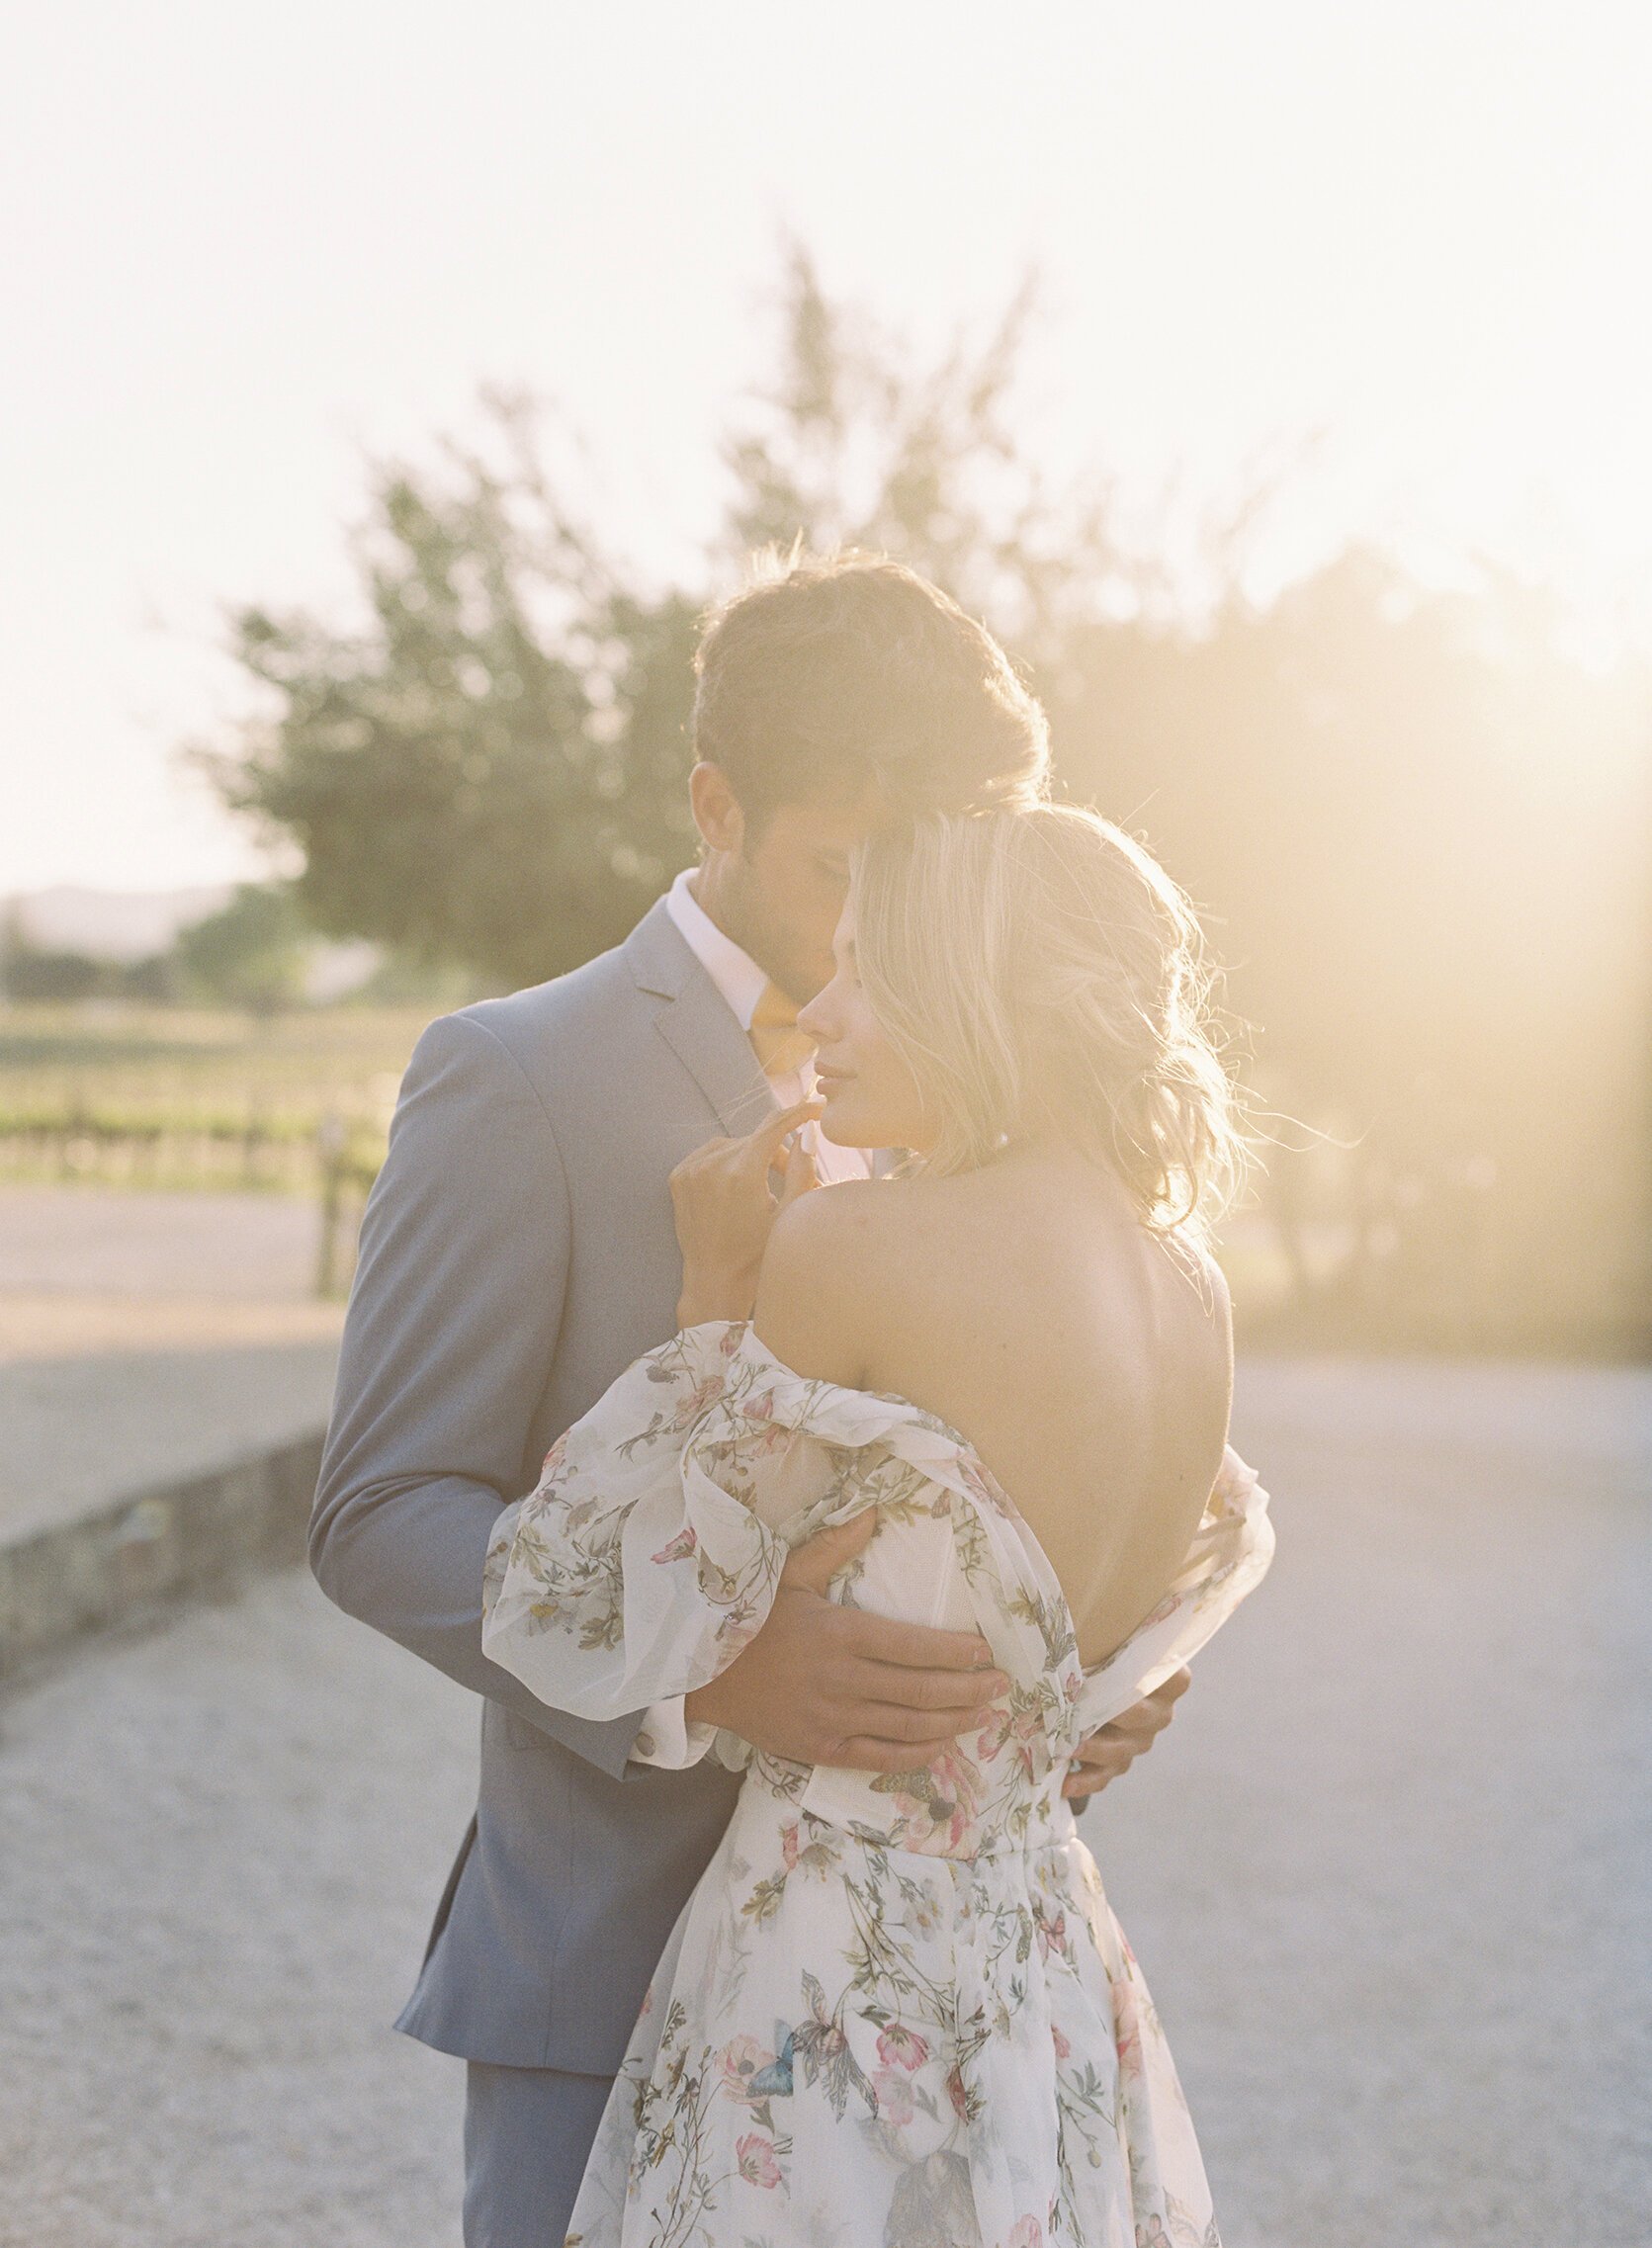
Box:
[630,870,874,1769]
[662,869,872,1186]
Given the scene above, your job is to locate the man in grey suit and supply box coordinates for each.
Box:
[310,555,1191,2246]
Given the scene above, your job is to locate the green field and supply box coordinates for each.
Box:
[0,1003,434,1192]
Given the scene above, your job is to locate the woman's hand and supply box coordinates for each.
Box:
[670,1098,824,1326]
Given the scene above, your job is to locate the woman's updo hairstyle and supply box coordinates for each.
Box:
[850,803,1251,1239]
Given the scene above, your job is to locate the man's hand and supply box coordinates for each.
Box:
[670,1098,823,1326]
[684,1513,1007,1771]
[1062,1667,1192,1803]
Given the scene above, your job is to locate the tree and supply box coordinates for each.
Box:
[173,884,308,1014]
[1049,546,1652,1350]
[197,399,703,993]
[719,244,1131,657]
[197,251,1117,993]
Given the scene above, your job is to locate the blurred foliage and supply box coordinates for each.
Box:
[196,244,1652,1354]
[1050,551,1652,1353]
[720,245,1129,653]
[197,247,1143,991]
[173,884,309,1014]
[196,406,703,990]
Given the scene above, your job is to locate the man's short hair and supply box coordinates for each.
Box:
[692,552,1050,826]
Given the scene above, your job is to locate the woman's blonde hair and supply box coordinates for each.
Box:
[850,803,1252,1239]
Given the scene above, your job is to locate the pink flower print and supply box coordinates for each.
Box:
[958,1453,1011,1515]
[740,1389,797,1455]
[650,1524,698,1566]
[538,1434,567,1478]
[719,1323,744,1356]
[1005,2220,1044,2248]
[946,2064,971,2120]
[779,1822,801,1872]
[871,2068,915,2126]
[974,1698,1040,1779]
[670,1374,726,1430]
[719,2035,776,2101]
[1008,1704,1042,1777]
[875,2024,929,2071]
[1050,2023,1071,2061]
[736,2132,782,2189]
[1110,1970,1144,2078]
[1135,2219,1172,2248]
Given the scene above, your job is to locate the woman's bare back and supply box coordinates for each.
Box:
[757,1151,1234,1668]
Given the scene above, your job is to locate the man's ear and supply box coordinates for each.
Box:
[689,761,746,856]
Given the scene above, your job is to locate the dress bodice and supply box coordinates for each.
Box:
[482,1321,1273,1861]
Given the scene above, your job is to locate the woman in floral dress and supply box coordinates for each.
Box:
[482,805,1273,2248]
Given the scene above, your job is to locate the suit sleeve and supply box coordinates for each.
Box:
[308,1008,645,1779]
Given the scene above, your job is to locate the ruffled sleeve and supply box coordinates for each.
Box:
[480,1322,854,1722]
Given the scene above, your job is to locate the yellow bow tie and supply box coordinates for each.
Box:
[749,981,817,1079]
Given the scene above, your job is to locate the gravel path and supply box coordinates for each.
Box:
[1,1358,1648,2248]
[1104,1363,1651,2247]
[0,1575,475,2248]
[0,1186,327,1301]
[0,1186,343,1541]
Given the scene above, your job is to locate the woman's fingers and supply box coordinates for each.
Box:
[667,1137,730,1193]
[777,1130,820,1206]
[748,1097,825,1175]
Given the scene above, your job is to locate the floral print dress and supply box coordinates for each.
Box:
[481,1321,1273,2248]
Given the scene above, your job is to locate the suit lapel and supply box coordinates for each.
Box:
[624,899,778,1140]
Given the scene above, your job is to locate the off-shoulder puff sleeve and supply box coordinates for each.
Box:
[480,1323,843,1723]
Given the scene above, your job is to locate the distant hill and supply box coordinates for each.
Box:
[0,884,388,1004]
[1,886,233,962]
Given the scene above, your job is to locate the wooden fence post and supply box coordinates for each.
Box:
[315,1112,345,1298]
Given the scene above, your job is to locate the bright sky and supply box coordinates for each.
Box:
[4,1,1650,896]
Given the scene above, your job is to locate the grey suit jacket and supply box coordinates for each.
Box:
[309,898,782,2072]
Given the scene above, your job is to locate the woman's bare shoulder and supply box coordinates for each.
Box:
[752,1178,923,1385]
